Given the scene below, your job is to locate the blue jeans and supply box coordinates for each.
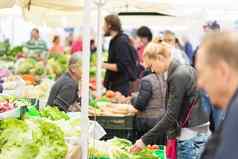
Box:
[177,133,209,159]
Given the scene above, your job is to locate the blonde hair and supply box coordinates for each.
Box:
[152,36,162,44]
[144,42,172,60]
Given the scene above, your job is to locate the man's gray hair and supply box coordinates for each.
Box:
[69,54,82,66]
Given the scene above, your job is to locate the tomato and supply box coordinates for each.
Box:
[147,145,153,150]
[151,145,159,150]
[105,90,115,98]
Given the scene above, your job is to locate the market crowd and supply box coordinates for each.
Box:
[100,15,238,159]
[18,14,238,159]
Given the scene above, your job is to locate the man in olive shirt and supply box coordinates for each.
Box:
[47,54,82,112]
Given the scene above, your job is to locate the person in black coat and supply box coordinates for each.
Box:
[102,15,138,96]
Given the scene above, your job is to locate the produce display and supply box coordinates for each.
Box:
[15,58,44,77]
[89,99,135,116]
[2,75,25,90]
[40,106,70,121]
[0,103,108,159]
[0,100,14,113]
[0,41,10,56]
[47,54,69,79]
[0,105,71,159]
[14,54,69,80]
[0,96,32,113]
[0,42,20,62]
[0,47,165,159]
[0,118,67,159]
[89,90,135,116]
[104,90,130,104]
[89,53,107,84]
[2,75,54,100]
[89,137,166,159]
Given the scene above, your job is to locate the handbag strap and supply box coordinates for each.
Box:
[181,96,199,127]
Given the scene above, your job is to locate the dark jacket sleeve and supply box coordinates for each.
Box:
[114,40,131,73]
[214,98,238,159]
[131,80,152,111]
[141,71,190,145]
[53,84,78,112]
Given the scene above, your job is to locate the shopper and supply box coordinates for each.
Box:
[49,35,64,54]
[130,42,210,159]
[197,32,238,159]
[131,43,167,144]
[163,30,190,65]
[193,21,225,132]
[24,28,48,60]
[71,35,83,54]
[181,36,194,64]
[102,14,139,96]
[47,54,81,112]
[192,20,221,66]
[90,39,97,54]
[136,26,153,63]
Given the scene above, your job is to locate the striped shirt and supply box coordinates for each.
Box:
[24,39,48,56]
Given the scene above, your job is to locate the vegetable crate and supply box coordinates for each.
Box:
[153,145,167,159]
[28,98,40,109]
[89,116,136,142]
[89,145,166,159]
[0,96,39,120]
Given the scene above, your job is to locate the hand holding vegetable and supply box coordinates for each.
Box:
[129,139,145,153]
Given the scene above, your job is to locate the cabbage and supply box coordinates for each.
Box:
[47,54,69,79]
[15,58,37,74]
[30,64,45,76]
[47,59,63,78]
[53,118,81,137]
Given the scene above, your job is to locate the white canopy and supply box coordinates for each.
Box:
[0,0,16,9]
[0,0,173,27]
[1,0,238,28]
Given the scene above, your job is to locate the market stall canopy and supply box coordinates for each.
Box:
[1,0,237,29]
[0,5,22,16]
[0,0,16,9]
[147,0,238,16]
[0,0,173,27]
[20,0,174,27]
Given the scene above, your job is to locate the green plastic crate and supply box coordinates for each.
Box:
[90,115,136,141]
[90,115,135,130]
[153,145,166,159]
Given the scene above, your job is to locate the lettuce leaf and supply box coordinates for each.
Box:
[40,106,69,121]
[0,118,67,159]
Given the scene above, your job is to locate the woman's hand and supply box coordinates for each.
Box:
[129,139,145,153]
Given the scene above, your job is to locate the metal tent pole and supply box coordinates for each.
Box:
[81,0,91,158]
[95,0,104,97]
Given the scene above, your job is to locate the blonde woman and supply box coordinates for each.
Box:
[130,42,210,159]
